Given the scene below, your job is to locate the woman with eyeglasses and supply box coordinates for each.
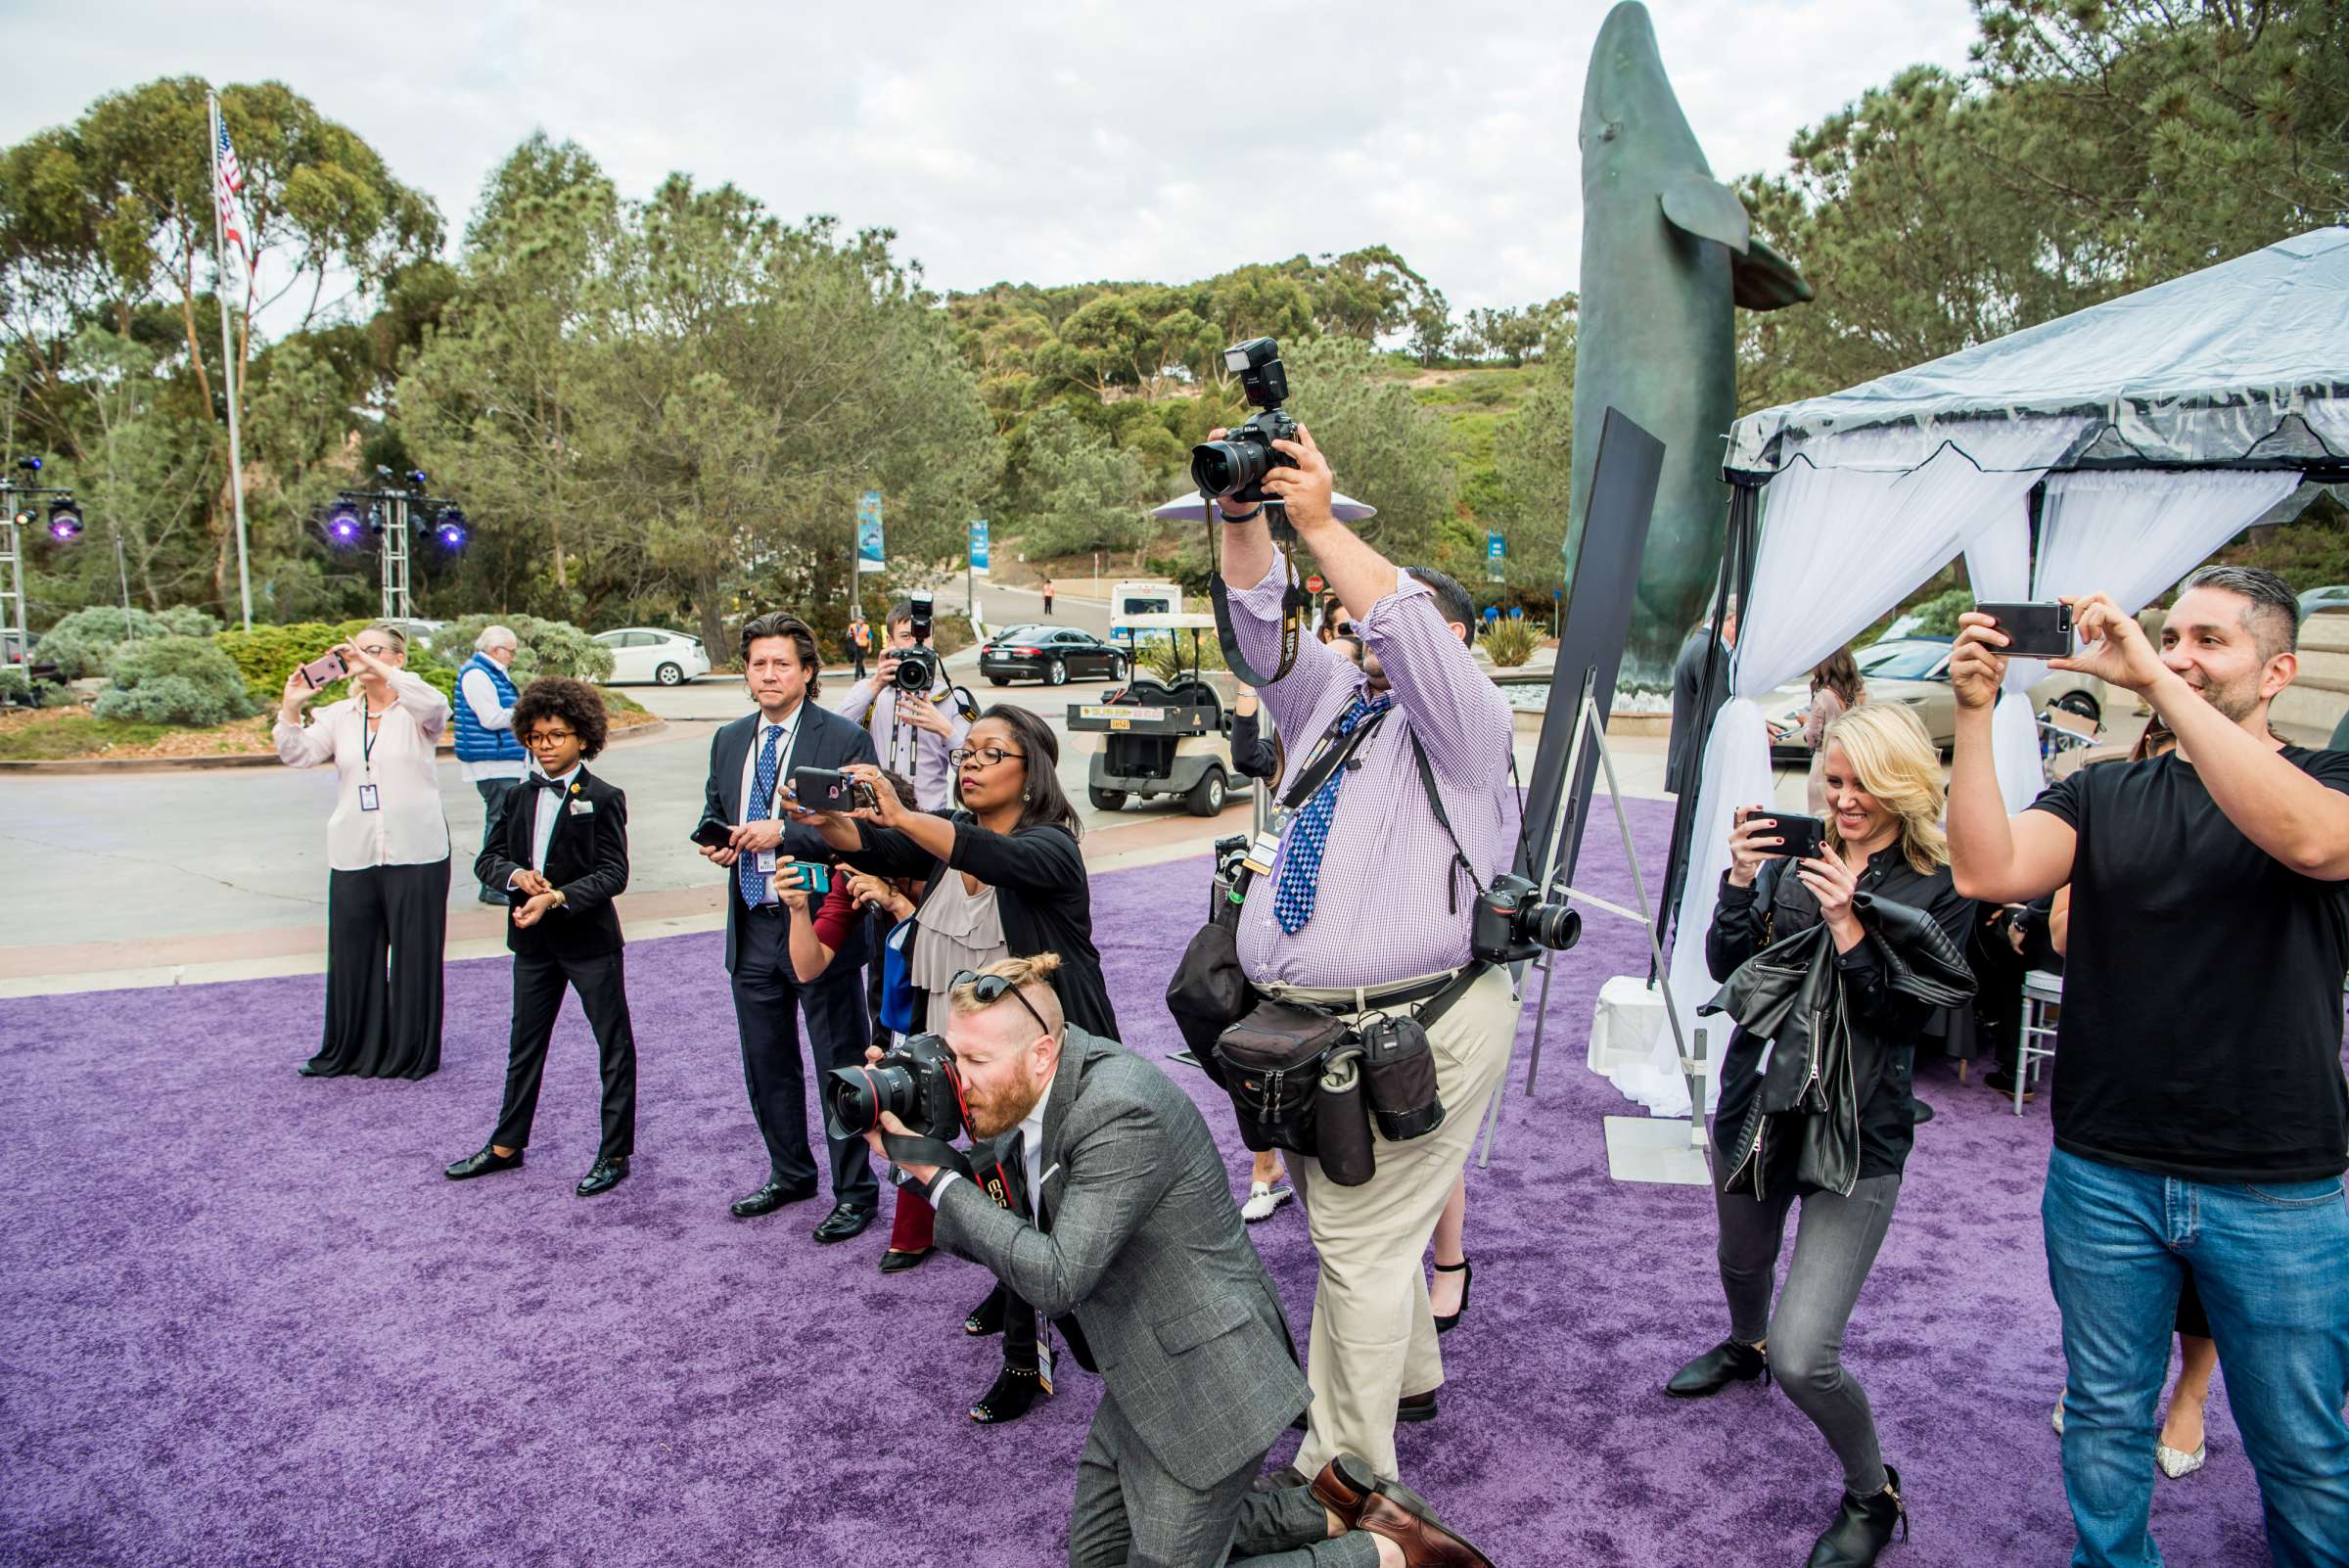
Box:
[803,704,1116,1428]
[273,624,453,1080]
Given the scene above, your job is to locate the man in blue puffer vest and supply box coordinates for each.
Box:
[456,625,528,904]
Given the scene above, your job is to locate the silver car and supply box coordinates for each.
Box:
[1761,637,2106,761]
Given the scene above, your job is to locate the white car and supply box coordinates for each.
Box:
[594,626,710,686]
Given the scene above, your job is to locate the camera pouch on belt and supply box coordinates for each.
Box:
[1314,1045,1376,1185]
[1357,1013,1446,1142]
[1212,999,1351,1156]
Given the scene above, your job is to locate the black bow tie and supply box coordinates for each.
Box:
[530,774,571,793]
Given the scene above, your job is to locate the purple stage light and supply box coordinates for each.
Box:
[46,497,82,541]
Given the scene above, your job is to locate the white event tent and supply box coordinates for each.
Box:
[1631,226,2349,1118]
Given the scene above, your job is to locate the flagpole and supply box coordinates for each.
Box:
[208,91,254,631]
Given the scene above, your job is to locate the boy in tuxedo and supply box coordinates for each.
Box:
[445,676,638,1197]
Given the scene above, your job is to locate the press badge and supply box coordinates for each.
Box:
[1240,830,1281,878]
[755,848,778,875]
[357,783,381,812]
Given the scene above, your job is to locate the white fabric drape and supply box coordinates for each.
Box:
[1630,417,2087,1117]
[1962,507,2047,812]
[2032,469,2309,617]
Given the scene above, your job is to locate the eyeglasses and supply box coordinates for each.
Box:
[948,747,1026,768]
[355,643,397,658]
[525,729,576,746]
[951,969,1053,1038]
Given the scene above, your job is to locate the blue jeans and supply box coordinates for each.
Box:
[2043,1147,2349,1568]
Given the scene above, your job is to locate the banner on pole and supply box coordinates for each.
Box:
[969,519,990,576]
[855,490,885,574]
[1486,530,1506,582]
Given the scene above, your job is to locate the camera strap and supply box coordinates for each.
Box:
[1204,486,1310,688]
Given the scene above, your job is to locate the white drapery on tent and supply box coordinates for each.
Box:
[1613,228,2348,1118]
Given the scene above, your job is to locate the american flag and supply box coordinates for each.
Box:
[214,117,252,262]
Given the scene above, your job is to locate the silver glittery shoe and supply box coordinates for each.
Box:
[2156,1441,2206,1479]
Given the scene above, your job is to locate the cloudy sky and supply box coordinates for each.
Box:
[6,0,1980,316]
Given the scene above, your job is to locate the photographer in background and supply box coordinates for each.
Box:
[454,624,528,904]
[1947,568,2349,1568]
[874,956,1494,1568]
[1210,413,1518,1489]
[834,595,971,812]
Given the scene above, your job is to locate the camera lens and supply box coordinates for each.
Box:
[1522,901,1583,952]
[823,1063,912,1139]
[1189,438,1265,498]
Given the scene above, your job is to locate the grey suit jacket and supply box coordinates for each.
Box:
[933,1028,1308,1491]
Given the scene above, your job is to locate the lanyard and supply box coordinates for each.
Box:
[360,697,380,776]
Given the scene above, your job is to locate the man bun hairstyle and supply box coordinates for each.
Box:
[2181,564,2299,660]
[511,676,610,760]
[949,953,1067,1036]
[1405,566,1477,647]
[739,610,823,698]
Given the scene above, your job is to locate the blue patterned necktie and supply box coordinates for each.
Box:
[1271,694,1390,934]
[737,723,783,907]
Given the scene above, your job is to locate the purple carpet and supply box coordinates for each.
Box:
[1,801,2272,1567]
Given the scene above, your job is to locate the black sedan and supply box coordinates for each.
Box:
[979,625,1126,686]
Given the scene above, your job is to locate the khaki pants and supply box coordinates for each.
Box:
[1268,963,1519,1482]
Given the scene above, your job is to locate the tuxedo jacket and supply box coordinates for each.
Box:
[934,1028,1309,1492]
[476,766,629,960]
[703,701,879,974]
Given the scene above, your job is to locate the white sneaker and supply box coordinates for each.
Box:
[2052,1393,2065,1435]
[1241,1180,1292,1222]
[2156,1440,2206,1479]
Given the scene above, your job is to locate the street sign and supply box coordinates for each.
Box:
[855,490,885,574]
[1305,574,1325,594]
[969,519,990,576]
[1486,530,1505,583]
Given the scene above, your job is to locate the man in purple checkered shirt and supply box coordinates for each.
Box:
[1214,422,1522,1488]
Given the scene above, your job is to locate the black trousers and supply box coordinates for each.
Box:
[491,949,637,1161]
[474,778,520,894]
[317,858,449,1080]
[731,907,878,1206]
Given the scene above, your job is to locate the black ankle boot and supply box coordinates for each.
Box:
[1805,1464,1907,1567]
[963,1286,1006,1337]
[1664,1337,1771,1398]
[970,1361,1046,1424]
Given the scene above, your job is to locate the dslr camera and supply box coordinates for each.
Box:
[891,590,944,696]
[1190,338,1300,506]
[1472,872,1582,965]
[823,1033,967,1142]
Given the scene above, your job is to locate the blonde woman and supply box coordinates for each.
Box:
[1667,703,1972,1567]
[274,624,453,1080]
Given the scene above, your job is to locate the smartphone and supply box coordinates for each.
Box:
[689,817,734,851]
[784,861,832,896]
[1758,813,1828,861]
[1976,601,2074,659]
[295,650,348,691]
[791,766,878,812]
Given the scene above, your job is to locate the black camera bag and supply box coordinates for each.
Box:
[1357,1013,1445,1141]
[1212,999,1352,1155]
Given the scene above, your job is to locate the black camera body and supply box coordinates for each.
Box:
[1190,338,1300,506]
[892,589,943,694]
[823,1032,966,1142]
[1472,872,1583,965]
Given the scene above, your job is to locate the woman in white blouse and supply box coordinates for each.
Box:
[275,624,453,1079]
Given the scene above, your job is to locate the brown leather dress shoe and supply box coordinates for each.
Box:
[1357,1492,1495,1568]
[1309,1455,1439,1535]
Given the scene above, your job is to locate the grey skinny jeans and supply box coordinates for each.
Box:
[1717,1173,1902,1496]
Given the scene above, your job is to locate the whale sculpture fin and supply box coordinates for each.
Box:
[1731,235,1815,311]
[1659,173,1751,255]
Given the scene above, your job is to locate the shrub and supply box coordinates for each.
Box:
[32,605,223,679]
[432,615,616,684]
[1910,587,1976,636]
[0,667,31,707]
[92,636,255,726]
[1482,616,1541,669]
[213,620,375,706]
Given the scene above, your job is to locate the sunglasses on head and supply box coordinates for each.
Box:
[951,969,1053,1038]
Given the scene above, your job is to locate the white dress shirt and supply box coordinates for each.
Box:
[274,669,453,871]
[457,665,527,784]
[735,702,805,906]
[507,763,582,884]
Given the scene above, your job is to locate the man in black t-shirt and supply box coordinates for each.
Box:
[1947,565,2349,1568]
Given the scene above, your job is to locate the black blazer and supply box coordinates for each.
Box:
[703,700,880,974]
[476,767,630,960]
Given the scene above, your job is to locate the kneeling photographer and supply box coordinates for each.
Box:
[857,956,1494,1568]
[796,706,1115,1426]
[1176,338,1528,1490]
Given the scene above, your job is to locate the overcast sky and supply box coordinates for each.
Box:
[6,0,1981,317]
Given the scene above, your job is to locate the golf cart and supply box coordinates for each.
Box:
[1067,613,1254,817]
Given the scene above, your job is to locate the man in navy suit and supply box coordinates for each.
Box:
[698,611,882,1240]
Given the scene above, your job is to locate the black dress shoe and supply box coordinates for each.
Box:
[970,1360,1048,1424]
[576,1157,628,1197]
[444,1145,525,1180]
[730,1179,817,1218]
[812,1201,874,1243]
[1433,1258,1474,1334]
[1911,1098,1937,1126]
[1665,1337,1771,1398]
[476,887,509,905]
[1397,1389,1439,1423]
[964,1285,1007,1337]
[878,1246,935,1274]
[297,1060,330,1078]
[1806,1464,1908,1567]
